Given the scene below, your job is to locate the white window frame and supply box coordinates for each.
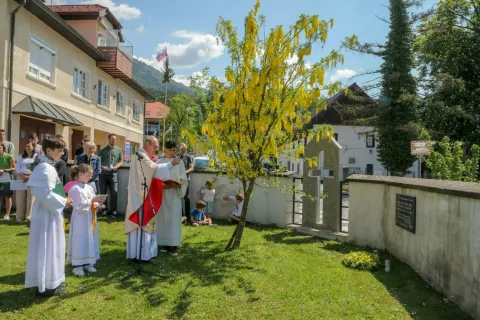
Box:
[366,134,375,148]
[28,36,56,84]
[116,91,125,115]
[132,100,141,122]
[73,67,87,98]
[97,79,109,108]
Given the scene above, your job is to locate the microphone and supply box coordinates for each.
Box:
[135,151,144,160]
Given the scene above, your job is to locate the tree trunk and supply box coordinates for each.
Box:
[224,178,255,250]
[163,82,168,155]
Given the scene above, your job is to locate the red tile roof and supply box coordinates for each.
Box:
[145,102,169,119]
[48,5,107,14]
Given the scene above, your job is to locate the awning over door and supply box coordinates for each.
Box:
[13,96,83,126]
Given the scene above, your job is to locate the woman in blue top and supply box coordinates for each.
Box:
[76,142,101,194]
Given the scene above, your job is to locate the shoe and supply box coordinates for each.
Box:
[101,211,108,217]
[169,247,179,257]
[3,215,9,221]
[59,282,67,288]
[17,218,23,222]
[84,265,97,273]
[158,246,168,253]
[73,267,85,276]
[36,288,68,297]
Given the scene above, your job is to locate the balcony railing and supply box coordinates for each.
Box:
[97,29,134,60]
[97,46,132,79]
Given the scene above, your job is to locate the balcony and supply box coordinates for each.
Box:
[96,29,133,79]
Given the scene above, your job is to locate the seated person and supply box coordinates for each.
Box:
[190,200,212,227]
[223,193,244,223]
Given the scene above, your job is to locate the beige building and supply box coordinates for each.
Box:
[0,0,153,160]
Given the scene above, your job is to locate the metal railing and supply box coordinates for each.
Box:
[97,29,133,60]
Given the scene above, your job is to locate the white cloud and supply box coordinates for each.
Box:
[173,74,191,87]
[136,24,145,33]
[79,0,141,20]
[329,68,357,83]
[47,0,67,4]
[156,30,225,69]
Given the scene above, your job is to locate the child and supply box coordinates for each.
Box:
[223,194,244,223]
[67,164,105,276]
[64,165,78,195]
[190,200,212,226]
[200,179,216,218]
[25,135,73,297]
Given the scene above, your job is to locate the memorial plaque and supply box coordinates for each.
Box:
[395,194,416,233]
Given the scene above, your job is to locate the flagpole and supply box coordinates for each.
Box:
[163,82,167,157]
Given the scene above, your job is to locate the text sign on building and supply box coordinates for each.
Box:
[410,140,432,156]
[395,194,416,233]
[125,140,131,160]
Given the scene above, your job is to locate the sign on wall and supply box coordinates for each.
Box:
[125,140,131,160]
[410,140,432,156]
[395,194,416,233]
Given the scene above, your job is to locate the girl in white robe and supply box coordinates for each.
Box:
[67,164,105,276]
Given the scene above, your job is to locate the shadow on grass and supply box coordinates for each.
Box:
[261,227,472,319]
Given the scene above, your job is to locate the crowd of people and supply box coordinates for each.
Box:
[0,131,245,297]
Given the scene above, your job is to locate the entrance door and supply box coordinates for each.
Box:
[19,117,55,155]
[71,129,84,160]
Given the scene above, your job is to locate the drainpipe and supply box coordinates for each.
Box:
[7,0,27,141]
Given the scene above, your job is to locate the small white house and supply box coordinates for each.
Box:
[278,83,419,180]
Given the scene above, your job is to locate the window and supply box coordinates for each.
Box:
[116,91,125,115]
[333,133,338,142]
[29,37,55,82]
[73,67,87,97]
[366,134,375,148]
[146,111,150,115]
[158,111,163,116]
[133,101,141,122]
[97,80,108,107]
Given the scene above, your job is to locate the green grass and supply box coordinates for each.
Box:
[0,217,471,320]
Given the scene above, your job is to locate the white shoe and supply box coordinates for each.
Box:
[73,267,85,276]
[84,265,97,273]
[3,215,10,221]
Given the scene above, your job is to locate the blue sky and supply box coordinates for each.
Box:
[56,0,437,89]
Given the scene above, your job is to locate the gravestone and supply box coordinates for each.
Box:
[302,138,342,232]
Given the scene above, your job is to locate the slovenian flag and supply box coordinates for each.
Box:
[156,47,167,62]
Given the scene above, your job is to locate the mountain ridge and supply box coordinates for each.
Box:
[132,58,190,99]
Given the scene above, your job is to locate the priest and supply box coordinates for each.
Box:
[156,140,188,257]
[125,136,180,261]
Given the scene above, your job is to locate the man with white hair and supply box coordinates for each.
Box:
[125,136,180,261]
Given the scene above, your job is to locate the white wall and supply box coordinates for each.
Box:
[189,172,295,227]
[348,175,480,319]
[278,125,419,179]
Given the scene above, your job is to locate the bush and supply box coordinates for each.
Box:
[342,251,378,270]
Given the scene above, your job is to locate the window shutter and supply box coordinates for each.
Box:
[98,80,102,104]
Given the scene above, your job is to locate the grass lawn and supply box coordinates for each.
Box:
[0,217,471,320]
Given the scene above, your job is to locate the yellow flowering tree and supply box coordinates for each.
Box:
[206,0,356,250]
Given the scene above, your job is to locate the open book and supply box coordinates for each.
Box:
[163,180,181,186]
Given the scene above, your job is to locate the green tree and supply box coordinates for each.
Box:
[416,0,480,147]
[205,0,356,249]
[376,0,419,176]
[426,136,480,182]
[165,93,203,143]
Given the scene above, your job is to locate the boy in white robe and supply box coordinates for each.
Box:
[125,136,181,261]
[156,141,188,257]
[25,136,72,297]
[67,164,105,276]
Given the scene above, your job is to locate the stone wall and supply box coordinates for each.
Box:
[348,175,480,319]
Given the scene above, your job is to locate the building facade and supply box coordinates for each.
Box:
[144,101,169,136]
[0,0,153,160]
[278,83,419,179]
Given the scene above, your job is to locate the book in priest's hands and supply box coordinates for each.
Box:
[163,180,181,187]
